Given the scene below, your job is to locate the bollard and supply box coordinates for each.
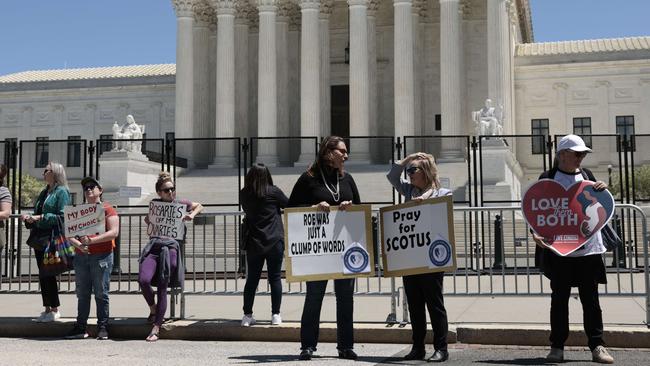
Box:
[492,215,505,268]
[611,215,626,268]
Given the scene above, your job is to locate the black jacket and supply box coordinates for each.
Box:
[240,185,289,254]
[288,168,361,207]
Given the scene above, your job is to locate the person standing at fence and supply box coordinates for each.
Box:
[533,134,614,364]
[139,172,203,342]
[0,164,12,254]
[20,162,71,323]
[240,163,288,327]
[65,177,119,340]
[288,136,361,361]
[386,152,451,363]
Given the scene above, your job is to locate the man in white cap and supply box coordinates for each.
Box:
[533,134,614,364]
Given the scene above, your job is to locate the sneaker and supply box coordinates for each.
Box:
[64,324,89,339]
[271,313,282,325]
[40,310,61,323]
[96,326,109,340]
[592,346,614,364]
[34,311,48,323]
[546,348,564,362]
[241,314,256,327]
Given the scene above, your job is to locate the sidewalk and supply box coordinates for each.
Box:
[1,293,648,347]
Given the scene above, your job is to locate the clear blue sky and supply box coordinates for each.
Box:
[0,0,648,76]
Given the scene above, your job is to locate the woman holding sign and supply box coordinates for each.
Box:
[240,163,288,326]
[65,177,119,340]
[289,136,361,361]
[387,152,451,362]
[533,135,614,364]
[20,162,70,323]
[139,172,203,342]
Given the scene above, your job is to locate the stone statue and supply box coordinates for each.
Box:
[472,99,504,137]
[111,114,145,152]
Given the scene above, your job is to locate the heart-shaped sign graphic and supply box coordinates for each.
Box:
[522,179,615,256]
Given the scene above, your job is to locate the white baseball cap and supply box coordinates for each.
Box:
[556,134,592,153]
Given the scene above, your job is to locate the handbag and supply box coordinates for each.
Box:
[26,226,51,251]
[601,224,623,252]
[39,217,75,278]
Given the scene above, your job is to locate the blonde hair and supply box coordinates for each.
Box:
[155,171,173,192]
[411,153,440,190]
[48,162,68,189]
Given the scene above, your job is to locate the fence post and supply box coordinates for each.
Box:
[611,214,626,268]
[492,214,505,268]
[87,141,95,178]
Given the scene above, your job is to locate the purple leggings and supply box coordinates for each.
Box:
[139,248,177,326]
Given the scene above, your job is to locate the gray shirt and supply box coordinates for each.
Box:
[0,186,11,204]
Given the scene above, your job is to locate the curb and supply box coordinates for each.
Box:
[0,318,648,348]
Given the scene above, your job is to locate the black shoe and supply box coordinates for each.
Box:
[64,324,89,339]
[427,350,449,363]
[338,349,358,360]
[299,349,313,361]
[96,326,109,340]
[404,347,426,360]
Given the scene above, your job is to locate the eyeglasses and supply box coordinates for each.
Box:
[406,166,421,175]
[83,184,97,192]
[42,169,51,175]
[160,187,175,194]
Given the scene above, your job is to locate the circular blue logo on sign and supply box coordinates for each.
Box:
[429,239,452,267]
[344,246,369,273]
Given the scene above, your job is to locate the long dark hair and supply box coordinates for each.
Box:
[243,163,273,199]
[0,164,6,187]
[308,136,345,177]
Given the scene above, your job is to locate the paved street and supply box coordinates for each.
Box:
[0,339,648,366]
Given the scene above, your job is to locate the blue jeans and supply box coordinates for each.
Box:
[74,252,113,328]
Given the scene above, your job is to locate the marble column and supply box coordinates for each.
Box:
[412,0,426,152]
[172,0,195,162]
[234,3,250,139]
[193,3,214,167]
[347,0,370,162]
[487,0,512,134]
[553,82,568,130]
[319,1,333,138]
[439,0,463,160]
[277,1,291,163]
[394,0,415,139]
[208,16,217,145]
[256,0,279,166]
[212,0,237,167]
[367,1,379,159]
[298,0,321,163]
[85,104,97,139]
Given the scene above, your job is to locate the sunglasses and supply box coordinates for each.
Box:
[83,184,97,191]
[160,187,176,194]
[43,169,51,175]
[572,151,588,158]
[406,166,420,175]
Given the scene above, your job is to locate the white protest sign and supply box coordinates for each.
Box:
[147,201,186,240]
[380,195,456,277]
[64,203,105,238]
[284,205,374,282]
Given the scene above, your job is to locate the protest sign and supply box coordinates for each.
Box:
[147,200,186,240]
[284,205,374,282]
[522,179,615,256]
[380,195,456,277]
[64,203,105,238]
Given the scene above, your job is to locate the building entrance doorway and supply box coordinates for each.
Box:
[331,85,349,139]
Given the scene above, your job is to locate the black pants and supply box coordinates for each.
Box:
[34,249,60,308]
[243,243,284,315]
[403,272,448,351]
[550,279,604,351]
[300,278,354,351]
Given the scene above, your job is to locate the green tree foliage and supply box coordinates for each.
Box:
[8,173,44,208]
[609,165,650,201]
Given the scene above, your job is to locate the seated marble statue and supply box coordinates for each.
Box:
[472,99,503,137]
[111,114,144,152]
